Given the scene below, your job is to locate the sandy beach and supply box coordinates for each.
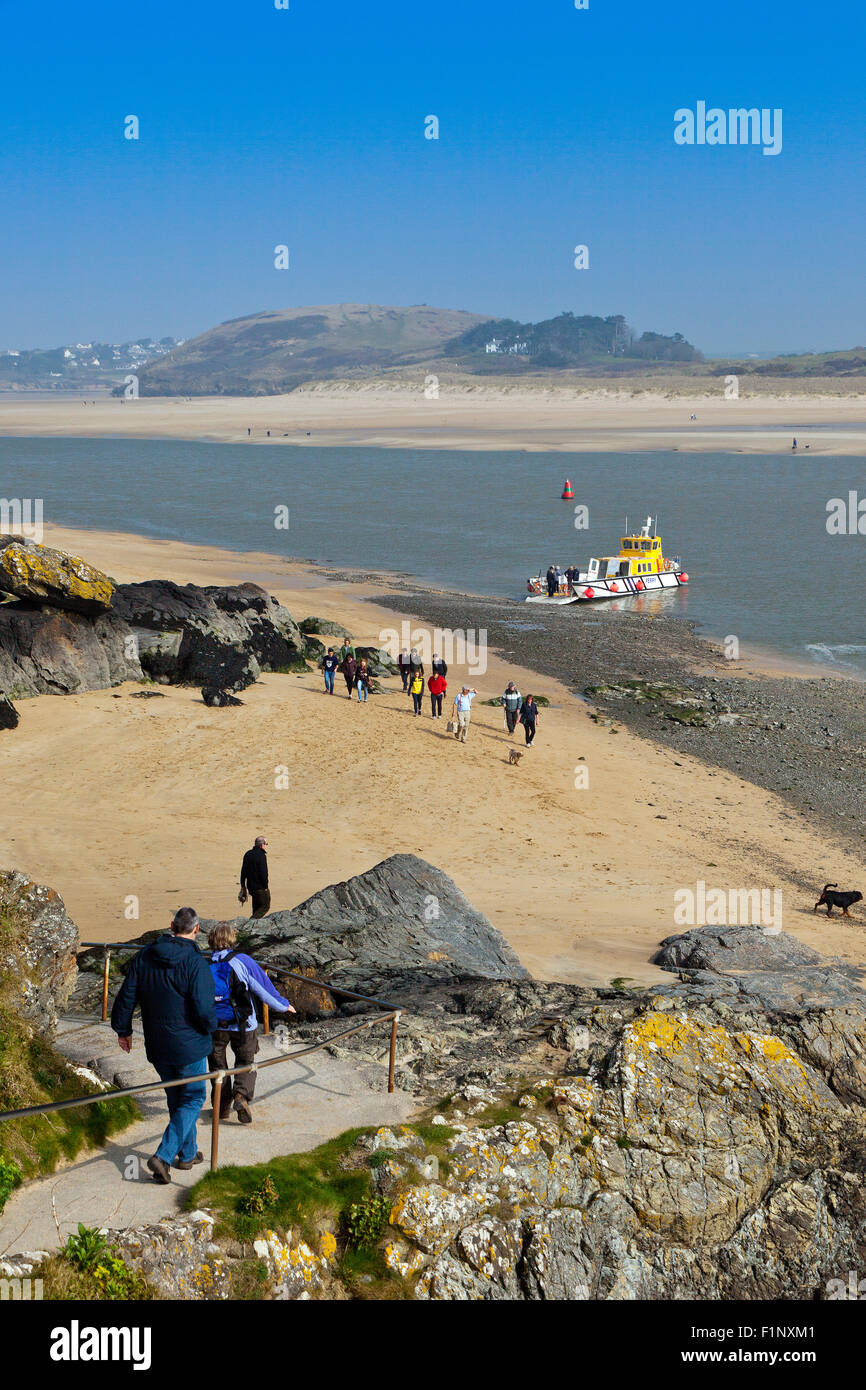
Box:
[2,522,863,991]
[3,382,866,453]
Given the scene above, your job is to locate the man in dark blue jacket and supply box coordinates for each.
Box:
[111,906,217,1184]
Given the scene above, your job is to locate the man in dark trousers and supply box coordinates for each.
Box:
[239,835,270,916]
[546,564,557,597]
[111,907,217,1184]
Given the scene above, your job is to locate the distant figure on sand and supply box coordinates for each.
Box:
[792,438,798,451]
[431,652,448,678]
[398,648,411,690]
[501,681,522,734]
[337,640,356,666]
[519,695,540,746]
[207,923,296,1127]
[342,653,357,697]
[452,686,477,743]
[356,658,370,702]
[428,670,447,718]
[239,836,270,916]
[409,647,424,682]
[321,647,339,694]
[111,907,217,1184]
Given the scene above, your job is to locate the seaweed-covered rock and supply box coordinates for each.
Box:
[0,605,142,696]
[114,580,306,690]
[0,695,18,729]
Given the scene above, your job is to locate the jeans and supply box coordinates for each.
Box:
[430,693,443,717]
[412,692,422,713]
[400,668,409,690]
[357,681,368,702]
[209,1027,260,1109]
[155,1057,208,1163]
[324,669,335,693]
[523,720,536,745]
[504,707,519,734]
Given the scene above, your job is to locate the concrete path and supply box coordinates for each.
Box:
[0,1015,415,1255]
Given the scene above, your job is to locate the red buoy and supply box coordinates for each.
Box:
[679,572,689,584]
[561,479,574,500]
[635,579,644,590]
[583,587,595,599]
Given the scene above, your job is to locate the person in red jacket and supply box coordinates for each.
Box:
[428,671,447,719]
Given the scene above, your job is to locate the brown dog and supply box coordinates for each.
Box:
[508,748,524,765]
[813,883,863,917]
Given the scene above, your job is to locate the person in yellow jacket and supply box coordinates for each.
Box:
[409,671,424,716]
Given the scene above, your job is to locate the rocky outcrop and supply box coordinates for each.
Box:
[201,687,244,707]
[110,1211,232,1300]
[235,854,529,995]
[113,580,308,690]
[0,870,79,1040]
[0,604,142,696]
[0,695,18,728]
[0,536,114,614]
[299,617,353,639]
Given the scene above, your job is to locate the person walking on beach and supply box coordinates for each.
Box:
[320,647,339,695]
[239,836,270,917]
[501,681,522,735]
[398,648,411,691]
[356,657,371,702]
[341,652,357,698]
[546,565,557,598]
[207,923,296,1126]
[428,669,447,718]
[519,694,540,746]
[431,652,448,679]
[409,647,424,685]
[337,639,356,666]
[111,907,217,1184]
[452,686,477,743]
[410,669,424,715]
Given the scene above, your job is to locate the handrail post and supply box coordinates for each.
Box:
[101,949,111,1023]
[388,1012,401,1094]
[262,971,270,1036]
[211,1075,224,1171]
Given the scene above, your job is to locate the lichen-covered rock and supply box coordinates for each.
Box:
[0,536,115,614]
[389,1184,488,1255]
[0,870,79,1039]
[111,1211,231,1300]
[252,1228,338,1299]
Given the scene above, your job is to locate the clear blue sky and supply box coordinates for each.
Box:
[1,0,863,355]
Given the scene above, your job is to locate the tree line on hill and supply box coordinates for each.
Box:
[443,312,702,366]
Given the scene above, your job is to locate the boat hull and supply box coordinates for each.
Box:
[575,571,686,601]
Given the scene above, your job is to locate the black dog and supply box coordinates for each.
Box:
[813,883,863,917]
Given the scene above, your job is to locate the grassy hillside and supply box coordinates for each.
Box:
[135,303,491,396]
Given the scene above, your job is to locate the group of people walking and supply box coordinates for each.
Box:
[320,638,541,747]
[321,642,372,702]
[111,837,294,1183]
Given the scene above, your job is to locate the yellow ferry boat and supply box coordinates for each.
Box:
[525,517,689,604]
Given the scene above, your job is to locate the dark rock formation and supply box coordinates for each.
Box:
[355,645,398,676]
[113,580,307,690]
[0,695,18,728]
[0,604,142,696]
[201,687,244,707]
[0,870,79,1040]
[299,617,353,639]
[215,854,528,996]
[0,536,115,614]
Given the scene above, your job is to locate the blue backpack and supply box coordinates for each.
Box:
[210,948,253,1028]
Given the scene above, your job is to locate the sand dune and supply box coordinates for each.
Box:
[2,525,863,988]
[2,383,866,453]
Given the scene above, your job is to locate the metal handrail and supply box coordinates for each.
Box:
[0,941,405,1173]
